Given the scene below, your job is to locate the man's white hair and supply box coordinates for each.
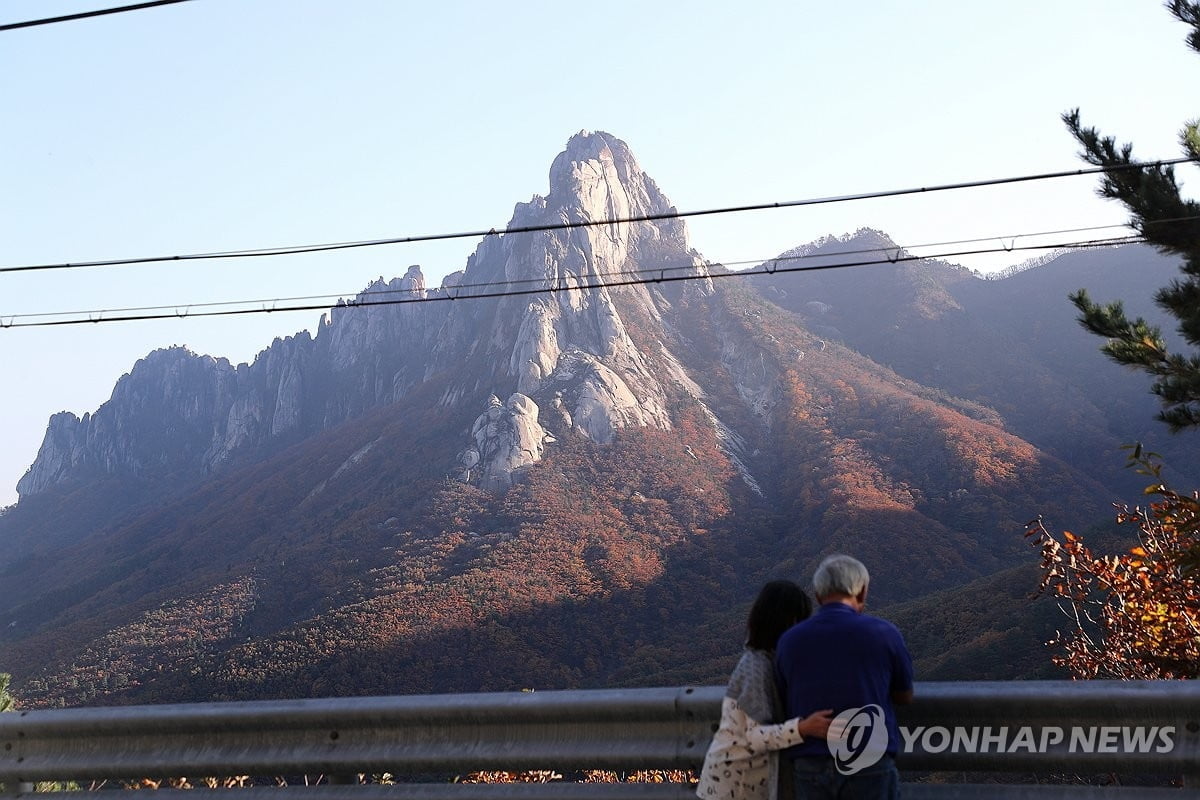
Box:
[812,554,870,599]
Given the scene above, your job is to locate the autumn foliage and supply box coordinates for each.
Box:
[0,277,1145,707]
[1026,453,1200,679]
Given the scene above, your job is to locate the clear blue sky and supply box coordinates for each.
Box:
[1,0,1196,505]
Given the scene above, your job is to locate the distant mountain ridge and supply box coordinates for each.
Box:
[17,265,433,497]
[0,131,1183,707]
[748,232,1194,492]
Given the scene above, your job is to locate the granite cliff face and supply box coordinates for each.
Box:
[460,394,553,492]
[429,131,713,444]
[17,349,242,496]
[16,132,740,500]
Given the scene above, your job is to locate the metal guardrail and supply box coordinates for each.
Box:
[0,682,1197,797]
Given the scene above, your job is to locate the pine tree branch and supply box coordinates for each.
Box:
[1167,0,1200,53]
[1062,23,1200,428]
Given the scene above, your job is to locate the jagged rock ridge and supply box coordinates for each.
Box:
[16,132,735,499]
[21,132,1184,512]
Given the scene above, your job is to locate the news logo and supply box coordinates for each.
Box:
[827,704,889,775]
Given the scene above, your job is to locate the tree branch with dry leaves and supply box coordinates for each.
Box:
[1026,451,1200,679]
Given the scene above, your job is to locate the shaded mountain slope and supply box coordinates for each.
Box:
[881,562,1064,681]
[746,233,1195,494]
[0,133,1153,707]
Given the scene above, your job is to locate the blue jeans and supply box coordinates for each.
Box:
[791,755,900,800]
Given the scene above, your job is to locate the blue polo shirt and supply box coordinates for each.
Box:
[774,602,913,758]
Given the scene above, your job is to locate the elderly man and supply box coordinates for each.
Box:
[775,554,913,799]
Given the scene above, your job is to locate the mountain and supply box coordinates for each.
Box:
[0,132,1169,707]
[747,231,1197,493]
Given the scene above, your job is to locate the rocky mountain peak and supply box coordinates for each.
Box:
[840,227,902,251]
[16,133,721,500]
[775,228,904,263]
[542,130,688,270]
[431,131,712,473]
[16,346,240,497]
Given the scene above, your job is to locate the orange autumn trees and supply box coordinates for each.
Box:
[1026,451,1200,678]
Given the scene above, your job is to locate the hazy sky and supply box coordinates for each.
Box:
[1,0,1197,505]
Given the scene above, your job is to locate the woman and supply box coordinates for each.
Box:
[696,580,831,800]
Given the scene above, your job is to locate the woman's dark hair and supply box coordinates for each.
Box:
[746,580,811,650]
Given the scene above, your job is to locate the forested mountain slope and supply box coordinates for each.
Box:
[0,133,1156,706]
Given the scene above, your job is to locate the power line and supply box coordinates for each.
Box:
[0,220,1144,319]
[8,217,1193,323]
[0,234,1147,329]
[2,157,1193,276]
[0,0,193,32]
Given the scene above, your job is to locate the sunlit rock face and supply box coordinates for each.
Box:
[16,132,757,501]
[459,393,553,492]
[431,131,714,455]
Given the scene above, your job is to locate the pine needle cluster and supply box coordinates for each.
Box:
[1063,1,1200,431]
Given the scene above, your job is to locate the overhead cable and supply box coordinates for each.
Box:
[1,219,1165,321]
[1,157,1193,275]
[0,0,193,32]
[7,216,1195,324]
[0,234,1147,329]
